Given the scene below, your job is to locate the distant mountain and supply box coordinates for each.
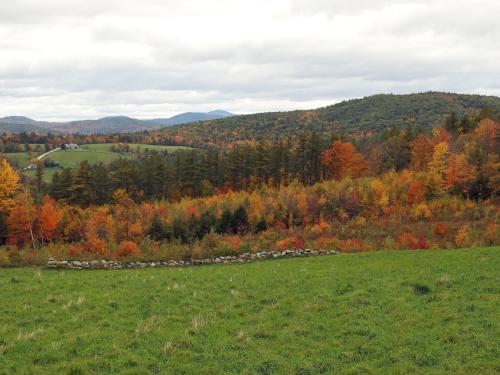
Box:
[147,110,234,126]
[0,110,234,134]
[157,92,500,146]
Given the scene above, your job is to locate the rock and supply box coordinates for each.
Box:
[45,247,339,270]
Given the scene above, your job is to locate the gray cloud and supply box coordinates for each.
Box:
[0,0,498,120]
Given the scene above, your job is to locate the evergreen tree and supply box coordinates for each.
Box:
[445,112,459,135]
[70,161,93,206]
[34,161,44,203]
[49,169,74,202]
[90,162,111,205]
[149,213,167,240]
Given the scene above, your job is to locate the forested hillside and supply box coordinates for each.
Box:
[157,92,500,147]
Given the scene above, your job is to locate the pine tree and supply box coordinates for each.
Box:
[34,161,45,203]
[70,161,93,206]
[90,162,111,205]
[50,168,74,202]
[445,112,459,134]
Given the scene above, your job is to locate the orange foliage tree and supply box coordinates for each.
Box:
[322,141,367,180]
[37,197,63,242]
[7,199,34,248]
[410,134,434,171]
[445,154,477,195]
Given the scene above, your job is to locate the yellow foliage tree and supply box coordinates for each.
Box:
[0,159,21,212]
[429,142,449,178]
[426,142,448,195]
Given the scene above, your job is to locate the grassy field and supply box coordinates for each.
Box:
[23,149,123,182]
[14,143,191,181]
[0,247,498,374]
[42,149,123,167]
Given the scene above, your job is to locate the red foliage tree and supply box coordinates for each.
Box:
[407,180,426,205]
[433,222,450,238]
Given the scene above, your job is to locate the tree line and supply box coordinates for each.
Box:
[34,116,499,207]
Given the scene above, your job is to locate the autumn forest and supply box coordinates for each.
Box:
[0,107,498,265]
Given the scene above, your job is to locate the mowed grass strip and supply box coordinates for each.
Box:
[81,143,192,152]
[0,247,498,374]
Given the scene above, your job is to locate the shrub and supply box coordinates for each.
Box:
[432,222,450,238]
[454,225,470,248]
[291,236,305,249]
[396,232,418,250]
[277,236,304,250]
[67,243,84,257]
[314,236,339,250]
[486,223,498,245]
[230,236,241,252]
[337,238,370,252]
[68,239,108,257]
[416,234,430,249]
[414,203,432,220]
[116,241,140,258]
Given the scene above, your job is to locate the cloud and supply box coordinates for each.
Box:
[0,0,498,120]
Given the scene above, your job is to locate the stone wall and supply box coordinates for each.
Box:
[46,249,339,270]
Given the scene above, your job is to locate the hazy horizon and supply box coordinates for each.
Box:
[1,90,499,123]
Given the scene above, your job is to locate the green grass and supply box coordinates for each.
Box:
[0,247,498,374]
[42,149,124,168]
[23,149,124,182]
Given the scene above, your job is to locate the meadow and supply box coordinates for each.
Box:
[44,144,190,168]
[0,247,498,374]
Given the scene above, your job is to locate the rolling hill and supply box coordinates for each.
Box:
[0,110,234,134]
[0,116,48,133]
[157,92,500,146]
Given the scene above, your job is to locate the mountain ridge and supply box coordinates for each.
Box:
[0,110,235,134]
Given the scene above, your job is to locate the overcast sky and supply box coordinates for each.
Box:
[0,0,499,121]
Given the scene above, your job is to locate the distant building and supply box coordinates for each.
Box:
[61,143,79,150]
